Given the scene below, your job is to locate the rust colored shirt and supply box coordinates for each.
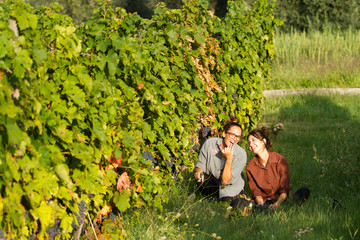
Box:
[246,152,290,201]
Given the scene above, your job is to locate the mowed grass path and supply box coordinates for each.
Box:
[124,94,360,240]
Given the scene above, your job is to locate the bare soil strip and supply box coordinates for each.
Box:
[263,88,360,97]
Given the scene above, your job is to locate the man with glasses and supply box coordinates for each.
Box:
[194,117,249,208]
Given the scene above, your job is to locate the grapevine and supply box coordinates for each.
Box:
[0,0,279,238]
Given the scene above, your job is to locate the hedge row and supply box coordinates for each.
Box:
[0,0,278,238]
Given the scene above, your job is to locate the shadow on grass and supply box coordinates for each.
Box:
[265,94,360,198]
[183,94,360,240]
[260,94,360,239]
[124,94,360,240]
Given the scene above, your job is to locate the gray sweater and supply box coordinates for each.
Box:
[195,137,247,198]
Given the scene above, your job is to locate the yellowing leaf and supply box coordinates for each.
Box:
[117,172,131,193]
[59,212,74,235]
[32,202,55,230]
[136,185,143,193]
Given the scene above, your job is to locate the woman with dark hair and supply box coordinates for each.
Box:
[246,127,290,210]
[194,117,249,207]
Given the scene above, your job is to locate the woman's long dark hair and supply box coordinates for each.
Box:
[248,127,272,150]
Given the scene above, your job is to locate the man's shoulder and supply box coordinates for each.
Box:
[203,137,222,146]
[200,137,222,152]
[207,137,222,142]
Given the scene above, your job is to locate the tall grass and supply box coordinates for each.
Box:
[269,28,360,89]
[123,94,360,240]
[274,28,360,64]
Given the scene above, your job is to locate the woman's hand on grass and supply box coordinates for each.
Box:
[255,196,264,206]
[268,203,278,210]
[269,193,287,210]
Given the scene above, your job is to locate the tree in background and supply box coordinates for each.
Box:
[275,0,360,31]
[26,0,230,24]
[26,0,126,24]
[25,0,360,30]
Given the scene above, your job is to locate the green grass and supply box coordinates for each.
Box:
[268,28,360,89]
[123,94,360,239]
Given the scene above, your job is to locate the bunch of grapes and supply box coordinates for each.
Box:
[46,219,61,240]
[165,157,175,169]
[108,208,120,223]
[201,126,211,138]
[232,93,238,101]
[71,200,87,230]
[192,144,200,151]
[87,193,95,199]
[78,200,86,214]
[142,151,154,161]
[109,211,117,222]
[143,151,158,166]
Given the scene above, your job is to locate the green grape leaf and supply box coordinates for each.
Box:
[59,211,74,235]
[54,164,69,182]
[114,191,131,212]
[12,8,38,30]
[32,202,55,230]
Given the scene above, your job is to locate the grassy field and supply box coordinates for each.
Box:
[123,94,360,240]
[269,28,360,89]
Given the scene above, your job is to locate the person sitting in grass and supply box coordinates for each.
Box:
[246,127,310,210]
[246,127,290,210]
[194,117,250,208]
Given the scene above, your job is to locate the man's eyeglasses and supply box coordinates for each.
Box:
[226,132,241,140]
